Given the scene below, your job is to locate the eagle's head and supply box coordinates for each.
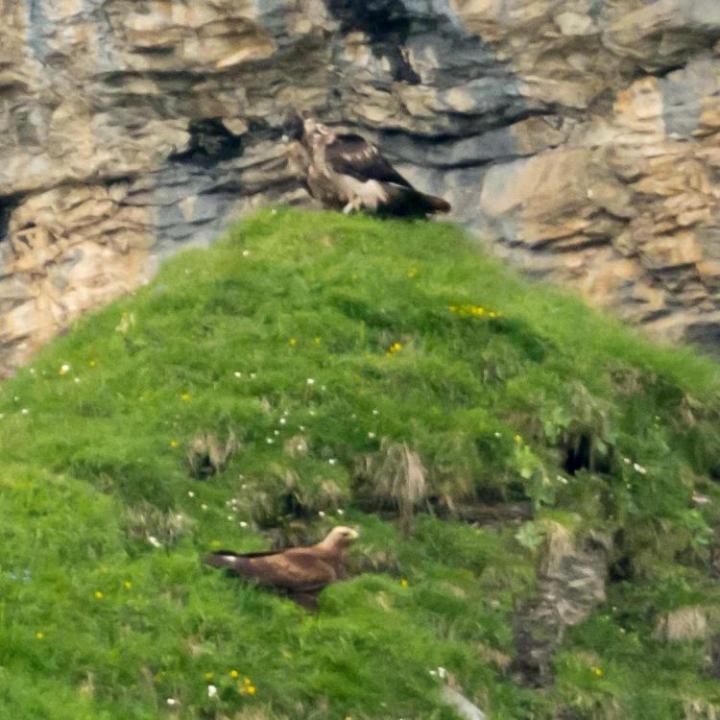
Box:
[301,118,335,150]
[320,525,360,551]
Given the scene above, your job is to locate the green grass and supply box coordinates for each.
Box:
[0,208,719,719]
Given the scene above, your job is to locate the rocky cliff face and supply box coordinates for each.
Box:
[1,0,720,373]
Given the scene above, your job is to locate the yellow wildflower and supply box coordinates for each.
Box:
[592,666,604,678]
[289,337,298,347]
[313,337,321,345]
[123,580,132,590]
[243,677,252,686]
[89,360,96,368]
[400,578,409,589]
[246,685,257,696]
[181,393,191,402]
[387,342,403,355]
[514,434,522,445]
[230,670,239,679]
[35,631,45,640]
[169,440,178,449]
[94,591,104,600]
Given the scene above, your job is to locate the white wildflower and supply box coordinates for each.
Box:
[633,463,647,475]
[328,458,337,466]
[201,504,208,511]
[372,409,379,416]
[234,371,242,379]
[147,536,162,548]
[318,511,326,518]
[273,430,280,436]
[166,698,179,707]
[306,378,315,386]
[59,364,71,376]
[187,491,195,498]
[266,437,274,444]
[227,515,234,521]
[239,521,248,528]
[207,685,218,699]
[242,250,250,257]
[368,432,376,439]
[74,377,81,384]
[623,457,631,464]
[279,417,287,426]
[337,509,345,516]
[21,408,29,415]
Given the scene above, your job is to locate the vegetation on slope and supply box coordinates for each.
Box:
[0,208,719,719]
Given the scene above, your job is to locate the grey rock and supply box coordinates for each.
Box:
[2,0,720,372]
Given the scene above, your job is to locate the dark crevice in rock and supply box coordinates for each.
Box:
[562,433,612,476]
[563,434,593,475]
[245,117,286,144]
[638,62,688,80]
[0,194,22,244]
[169,119,244,167]
[327,0,420,83]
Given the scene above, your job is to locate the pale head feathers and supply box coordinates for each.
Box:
[318,525,360,549]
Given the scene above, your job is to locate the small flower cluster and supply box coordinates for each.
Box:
[449,304,500,319]
[387,342,403,356]
[229,670,257,695]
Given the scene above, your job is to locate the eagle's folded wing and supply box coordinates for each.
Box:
[206,549,337,593]
[326,134,412,188]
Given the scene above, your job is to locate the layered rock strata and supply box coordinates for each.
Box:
[2,0,720,372]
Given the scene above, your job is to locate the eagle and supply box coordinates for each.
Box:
[285,116,451,218]
[204,526,359,609]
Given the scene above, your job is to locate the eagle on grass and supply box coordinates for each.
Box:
[204,526,359,609]
[286,116,451,218]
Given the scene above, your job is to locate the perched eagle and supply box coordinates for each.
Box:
[286,117,451,218]
[204,526,359,609]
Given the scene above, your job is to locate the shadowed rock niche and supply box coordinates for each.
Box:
[2,0,720,374]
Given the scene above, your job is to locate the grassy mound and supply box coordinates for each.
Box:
[0,208,719,719]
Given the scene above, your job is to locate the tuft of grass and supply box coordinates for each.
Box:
[0,208,718,718]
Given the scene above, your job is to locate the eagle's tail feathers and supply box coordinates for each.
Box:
[421,192,451,214]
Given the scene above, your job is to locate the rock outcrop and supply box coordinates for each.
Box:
[2,0,720,373]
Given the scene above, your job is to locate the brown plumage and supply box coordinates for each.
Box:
[285,116,451,218]
[204,526,359,609]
